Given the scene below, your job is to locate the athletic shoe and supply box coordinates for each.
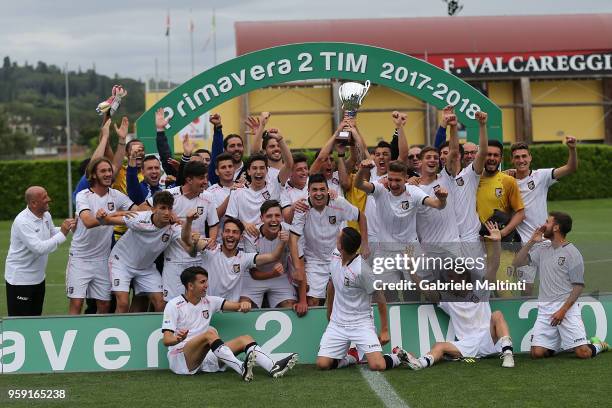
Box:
[242,349,256,382]
[590,337,609,352]
[500,351,514,368]
[269,353,299,378]
[347,347,359,363]
[392,346,422,370]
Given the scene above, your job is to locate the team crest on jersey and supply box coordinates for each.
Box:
[328,216,337,224]
[262,191,271,200]
[113,279,120,286]
[163,289,168,297]
[233,264,241,274]
[344,276,350,286]
[401,201,410,210]
[528,180,535,190]
[202,310,209,319]
[68,287,74,294]
[495,188,503,198]
[107,202,115,211]
[558,257,566,266]
[456,177,465,186]
[162,233,170,242]
[197,206,204,215]
[332,177,339,185]
[433,184,441,192]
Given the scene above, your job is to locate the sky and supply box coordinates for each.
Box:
[2,0,612,83]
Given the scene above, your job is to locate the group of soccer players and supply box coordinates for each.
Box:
[61,100,607,380]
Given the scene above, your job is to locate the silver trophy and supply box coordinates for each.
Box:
[338,80,370,139]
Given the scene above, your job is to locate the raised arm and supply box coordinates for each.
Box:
[392,111,409,162]
[268,129,294,185]
[154,108,178,177]
[443,105,461,176]
[354,159,375,194]
[513,225,545,268]
[246,112,270,155]
[112,116,129,176]
[207,114,224,185]
[91,118,111,161]
[473,111,489,175]
[482,221,502,282]
[310,126,340,175]
[552,136,578,179]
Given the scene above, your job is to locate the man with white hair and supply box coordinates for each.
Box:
[5,186,75,316]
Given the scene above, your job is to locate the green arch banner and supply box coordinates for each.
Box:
[136,42,502,151]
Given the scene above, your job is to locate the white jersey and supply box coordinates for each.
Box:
[417,176,459,244]
[5,208,65,285]
[516,168,557,242]
[201,247,257,301]
[290,197,359,264]
[370,182,429,244]
[267,166,281,183]
[280,181,308,210]
[365,171,386,243]
[162,295,225,352]
[441,165,481,241]
[329,250,376,327]
[110,211,182,269]
[70,188,134,259]
[226,181,281,226]
[149,187,219,263]
[439,301,492,340]
[243,223,291,273]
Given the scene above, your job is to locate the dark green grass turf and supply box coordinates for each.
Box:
[1,198,611,316]
[1,353,610,408]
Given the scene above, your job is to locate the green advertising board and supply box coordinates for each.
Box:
[136,42,502,153]
[2,296,609,374]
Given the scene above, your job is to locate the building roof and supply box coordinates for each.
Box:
[235,14,612,57]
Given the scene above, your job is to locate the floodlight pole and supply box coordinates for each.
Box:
[65,63,73,217]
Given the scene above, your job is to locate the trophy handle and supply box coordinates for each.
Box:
[358,80,371,105]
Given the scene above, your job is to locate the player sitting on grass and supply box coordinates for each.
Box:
[513,212,609,359]
[162,266,298,381]
[316,227,400,372]
[394,221,516,369]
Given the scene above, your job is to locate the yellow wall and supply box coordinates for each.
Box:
[531,80,604,142]
[487,81,516,143]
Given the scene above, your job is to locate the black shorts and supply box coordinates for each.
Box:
[5,280,45,316]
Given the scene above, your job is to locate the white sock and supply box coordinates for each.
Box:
[500,336,513,354]
[212,343,243,375]
[418,354,434,368]
[385,353,401,368]
[246,344,274,372]
[593,343,603,355]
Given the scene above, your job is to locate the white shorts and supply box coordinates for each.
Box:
[531,305,588,352]
[163,261,202,301]
[65,256,111,300]
[318,322,382,359]
[167,348,225,375]
[305,261,330,299]
[109,258,163,295]
[240,273,296,308]
[451,329,501,358]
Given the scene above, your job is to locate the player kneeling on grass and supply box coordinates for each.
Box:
[162,266,298,381]
[513,212,609,359]
[395,222,515,370]
[316,227,400,372]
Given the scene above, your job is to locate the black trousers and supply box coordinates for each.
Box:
[5,280,45,316]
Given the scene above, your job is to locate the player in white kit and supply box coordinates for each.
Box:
[280,153,309,224]
[289,173,368,311]
[67,157,136,314]
[107,191,193,313]
[226,134,292,240]
[355,159,447,302]
[395,222,516,369]
[163,266,298,380]
[317,227,401,372]
[240,200,297,309]
[513,212,608,359]
[510,136,578,293]
[182,216,288,302]
[154,161,219,301]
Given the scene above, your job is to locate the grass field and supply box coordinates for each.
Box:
[1,198,612,407]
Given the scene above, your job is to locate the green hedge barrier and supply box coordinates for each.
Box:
[0,144,610,220]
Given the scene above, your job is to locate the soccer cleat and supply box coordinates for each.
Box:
[347,347,359,363]
[242,349,256,382]
[392,346,422,370]
[500,351,514,368]
[269,353,299,378]
[590,337,609,352]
